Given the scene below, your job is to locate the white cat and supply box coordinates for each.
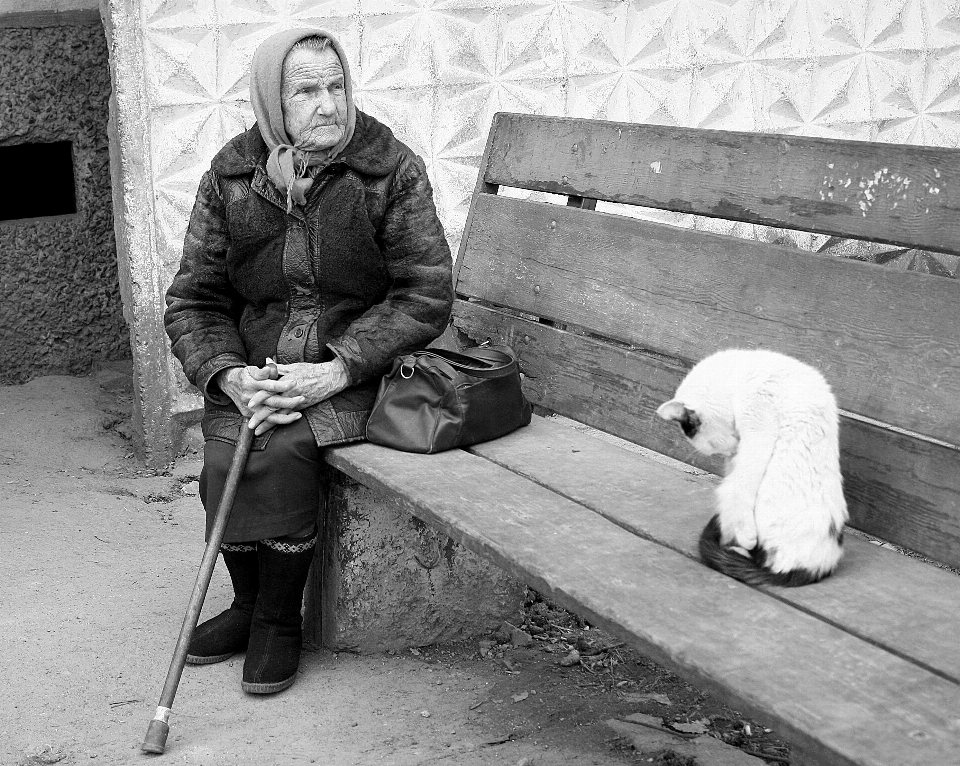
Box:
[656,349,848,586]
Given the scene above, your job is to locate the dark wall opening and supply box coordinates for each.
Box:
[0,20,129,385]
[0,141,77,221]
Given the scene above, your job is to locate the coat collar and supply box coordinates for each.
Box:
[210,110,402,179]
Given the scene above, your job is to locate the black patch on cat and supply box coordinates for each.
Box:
[679,409,701,439]
[698,515,837,588]
[828,519,845,545]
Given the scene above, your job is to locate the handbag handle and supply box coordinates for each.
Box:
[408,347,519,379]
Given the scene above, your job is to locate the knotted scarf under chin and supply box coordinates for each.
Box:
[266,144,328,214]
[250,28,357,214]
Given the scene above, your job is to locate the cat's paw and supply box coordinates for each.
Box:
[715,484,758,550]
[722,520,758,552]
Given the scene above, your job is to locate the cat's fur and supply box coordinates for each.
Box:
[656,349,848,586]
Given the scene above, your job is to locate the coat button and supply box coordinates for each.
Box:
[294,327,304,338]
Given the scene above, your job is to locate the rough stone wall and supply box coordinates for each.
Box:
[0,0,99,17]
[309,475,525,653]
[101,0,960,460]
[0,21,128,385]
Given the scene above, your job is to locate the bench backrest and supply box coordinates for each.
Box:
[453,112,960,570]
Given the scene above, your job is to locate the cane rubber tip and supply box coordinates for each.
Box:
[141,719,170,754]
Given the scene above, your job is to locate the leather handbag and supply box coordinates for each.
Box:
[365,345,532,454]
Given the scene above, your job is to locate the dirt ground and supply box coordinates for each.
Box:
[0,367,790,766]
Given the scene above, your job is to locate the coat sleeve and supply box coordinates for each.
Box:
[164,170,248,403]
[326,153,454,384]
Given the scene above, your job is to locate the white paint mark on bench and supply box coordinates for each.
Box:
[818,165,945,216]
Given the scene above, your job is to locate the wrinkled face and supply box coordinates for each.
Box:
[656,400,739,457]
[281,46,347,150]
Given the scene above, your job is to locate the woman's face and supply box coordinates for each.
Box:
[281,46,347,150]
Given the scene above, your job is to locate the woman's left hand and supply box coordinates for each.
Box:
[246,358,350,413]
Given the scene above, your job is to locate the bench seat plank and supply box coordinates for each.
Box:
[484,112,960,255]
[457,193,960,445]
[468,416,960,685]
[325,441,960,766]
[452,300,960,569]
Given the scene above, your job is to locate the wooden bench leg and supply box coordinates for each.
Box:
[303,471,525,653]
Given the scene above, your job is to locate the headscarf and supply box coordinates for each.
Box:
[249,28,357,213]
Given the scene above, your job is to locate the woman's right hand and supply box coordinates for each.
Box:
[216,362,307,435]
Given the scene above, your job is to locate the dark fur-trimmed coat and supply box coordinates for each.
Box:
[164,111,453,447]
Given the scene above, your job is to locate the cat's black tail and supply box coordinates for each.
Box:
[698,516,829,587]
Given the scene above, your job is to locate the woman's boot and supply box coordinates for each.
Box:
[186,543,259,665]
[241,530,317,694]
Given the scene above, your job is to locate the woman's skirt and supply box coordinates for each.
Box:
[198,416,322,543]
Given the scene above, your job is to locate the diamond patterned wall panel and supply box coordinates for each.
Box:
[111,0,960,454]
[138,0,960,273]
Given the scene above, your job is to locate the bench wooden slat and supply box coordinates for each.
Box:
[484,112,960,255]
[452,300,722,473]
[325,442,960,766]
[456,194,960,445]
[467,416,960,685]
[453,300,960,569]
[841,417,960,570]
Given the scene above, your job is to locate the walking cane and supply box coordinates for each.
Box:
[141,418,255,754]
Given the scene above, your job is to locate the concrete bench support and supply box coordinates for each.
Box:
[305,471,524,653]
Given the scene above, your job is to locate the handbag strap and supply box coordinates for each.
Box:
[410,347,518,379]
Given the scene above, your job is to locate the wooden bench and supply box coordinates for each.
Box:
[325,113,960,765]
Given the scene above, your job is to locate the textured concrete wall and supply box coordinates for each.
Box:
[0,0,98,15]
[309,474,524,653]
[100,0,960,460]
[0,0,99,25]
[0,21,129,386]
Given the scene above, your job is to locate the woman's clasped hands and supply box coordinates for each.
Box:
[217,357,351,435]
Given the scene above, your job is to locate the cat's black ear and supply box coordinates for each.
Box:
[656,401,700,438]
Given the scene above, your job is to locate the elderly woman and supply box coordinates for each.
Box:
[164,29,453,694]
